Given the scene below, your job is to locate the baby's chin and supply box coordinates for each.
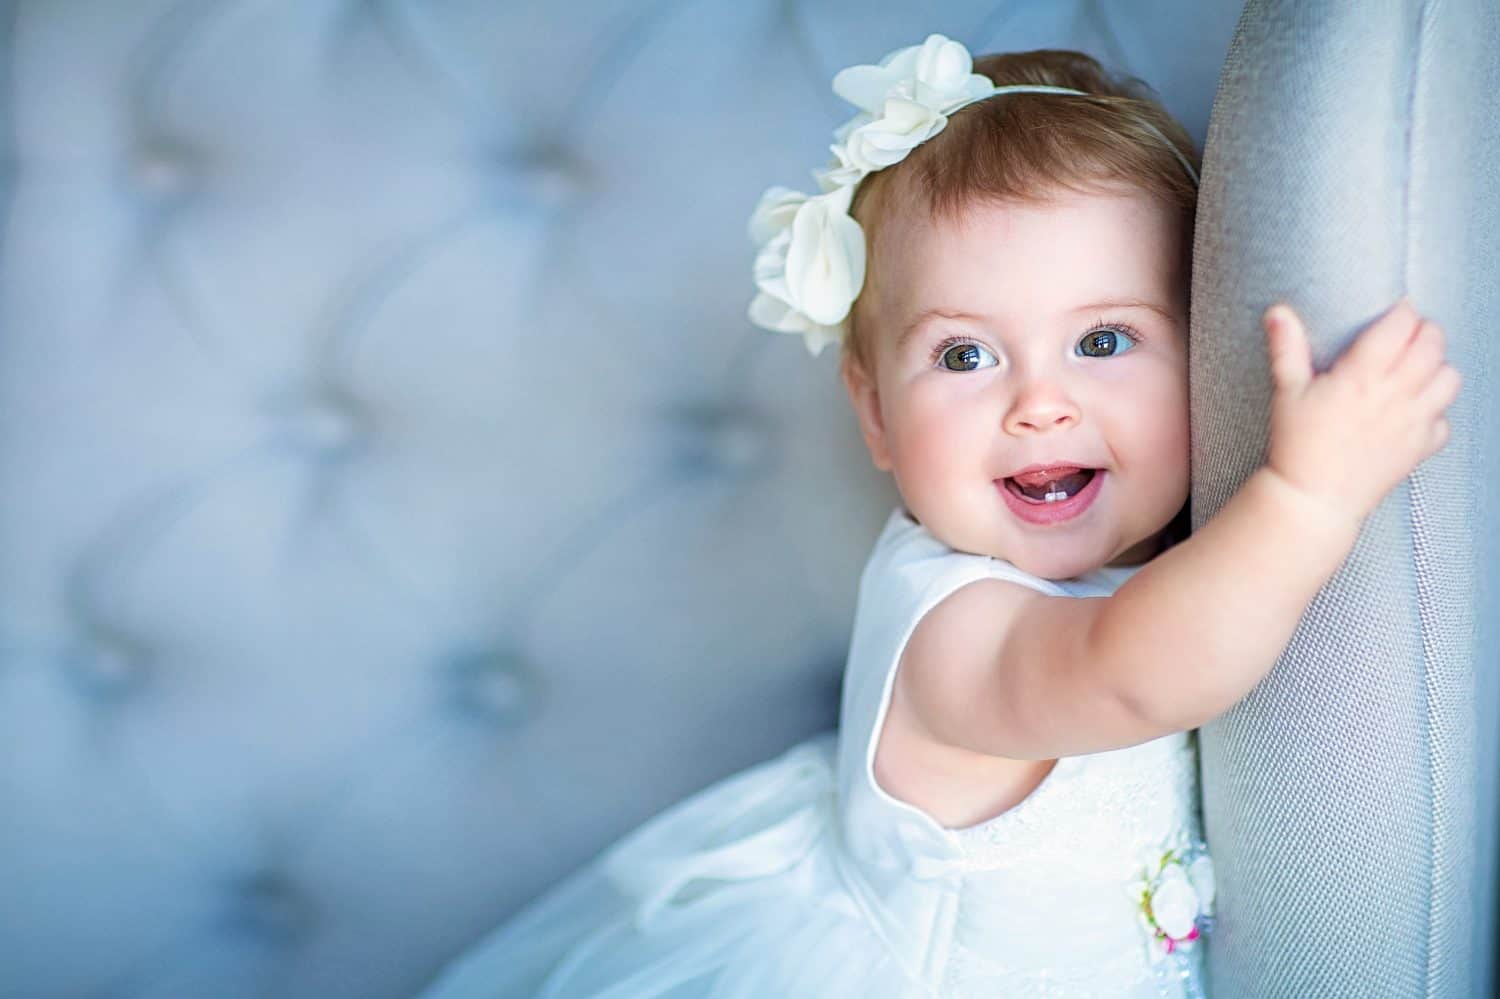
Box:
[993,533,1136,581]
[1001,549,1110,582]
[1006,532,1166,580]
[915,514,1111,581]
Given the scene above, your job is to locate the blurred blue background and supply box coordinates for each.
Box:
[0,1,1493,997]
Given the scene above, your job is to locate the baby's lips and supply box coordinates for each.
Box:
[1011,466,1089,489]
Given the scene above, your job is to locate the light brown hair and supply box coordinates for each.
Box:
[842,48,1201,377]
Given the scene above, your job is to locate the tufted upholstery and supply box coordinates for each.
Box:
[0,2,1237,993]
[1,1,1492,997]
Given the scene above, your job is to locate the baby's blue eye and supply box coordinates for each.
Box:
[1077,326,1139,358]
[937,340,998,371]
[934,325,1142,369]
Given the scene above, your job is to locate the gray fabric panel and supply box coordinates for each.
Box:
[1191,0,1499,995]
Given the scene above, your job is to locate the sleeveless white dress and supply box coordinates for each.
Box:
[420,507,1215,998]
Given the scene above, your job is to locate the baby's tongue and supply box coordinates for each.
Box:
[1013,467,1089,490]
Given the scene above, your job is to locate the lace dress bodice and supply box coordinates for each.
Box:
[835,509,1212,997]
[942,731,1206,995]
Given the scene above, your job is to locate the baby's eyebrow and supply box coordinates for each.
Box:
[897,308,985,350]
[1071,299,1179,323]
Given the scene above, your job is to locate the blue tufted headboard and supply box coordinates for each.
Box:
[1,1,1494,997]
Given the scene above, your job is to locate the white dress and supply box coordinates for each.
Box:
[421,507,1214,998]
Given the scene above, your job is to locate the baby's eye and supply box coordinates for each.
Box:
[935,339,998,371]
[1077,326,1140,358]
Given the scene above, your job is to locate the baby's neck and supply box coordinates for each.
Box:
[899,506,1167,576]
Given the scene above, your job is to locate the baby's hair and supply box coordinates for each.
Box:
[843,48,1202,379]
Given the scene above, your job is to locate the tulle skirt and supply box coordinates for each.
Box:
[418,732,929,999]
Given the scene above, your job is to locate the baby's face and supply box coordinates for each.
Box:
[841,183,1190,580]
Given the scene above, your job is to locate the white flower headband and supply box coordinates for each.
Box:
[746,33,1201,357]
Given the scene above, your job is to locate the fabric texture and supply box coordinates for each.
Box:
[1190,0,1500,994]
[419,508,1212,997]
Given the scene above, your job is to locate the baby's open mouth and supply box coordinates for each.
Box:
[1003,468,1099,504]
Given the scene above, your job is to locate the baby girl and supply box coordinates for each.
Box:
[422,34,1459,998]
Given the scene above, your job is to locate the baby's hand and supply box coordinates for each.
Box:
[1262,297,1461,529]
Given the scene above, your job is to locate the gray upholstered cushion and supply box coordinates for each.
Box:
[1191,0,1499,994]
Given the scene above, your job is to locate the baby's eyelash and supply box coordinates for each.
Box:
[928,335,985,364]
[927,319,1146,364]
[1082,319,1146,351]
[1096,318,1146,344]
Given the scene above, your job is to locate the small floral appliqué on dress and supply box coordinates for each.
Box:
[1128,832,1216,965]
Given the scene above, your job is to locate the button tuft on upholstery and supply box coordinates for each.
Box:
[222,870,315,945]
[263,386,368,462]
[130,137,202,202]
[63,630,151,702]
[669,403,777,480]
[502,145,586,213]
[444,648,537,726]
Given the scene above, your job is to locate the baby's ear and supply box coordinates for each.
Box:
[839,352,893,472]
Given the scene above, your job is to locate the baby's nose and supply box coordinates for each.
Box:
[1002,384,1081,433]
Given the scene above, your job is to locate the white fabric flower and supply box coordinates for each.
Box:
[747,186,809,246]
[1149,863,1201,940]
[827,34,996,179]
[832,112,872,146]
[830,33,994,116]
[745,33,995,354]
[746,183,861,356]
[839,97,950,174]
[812,139,865,192]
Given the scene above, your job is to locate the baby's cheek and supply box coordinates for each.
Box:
[1153,420,1193,504]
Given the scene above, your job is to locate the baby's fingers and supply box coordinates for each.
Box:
[1415,363,1463,415]
[1263,304,1312,396]
[1430,418,1452,454]
[1416,416,1453,465]
[1336,297,1423,379]
[1384,317,1445,394]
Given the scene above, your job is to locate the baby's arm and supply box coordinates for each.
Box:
[1098,298,1457,735]
[897,299,1460,760]
[1086,456,1364,735]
